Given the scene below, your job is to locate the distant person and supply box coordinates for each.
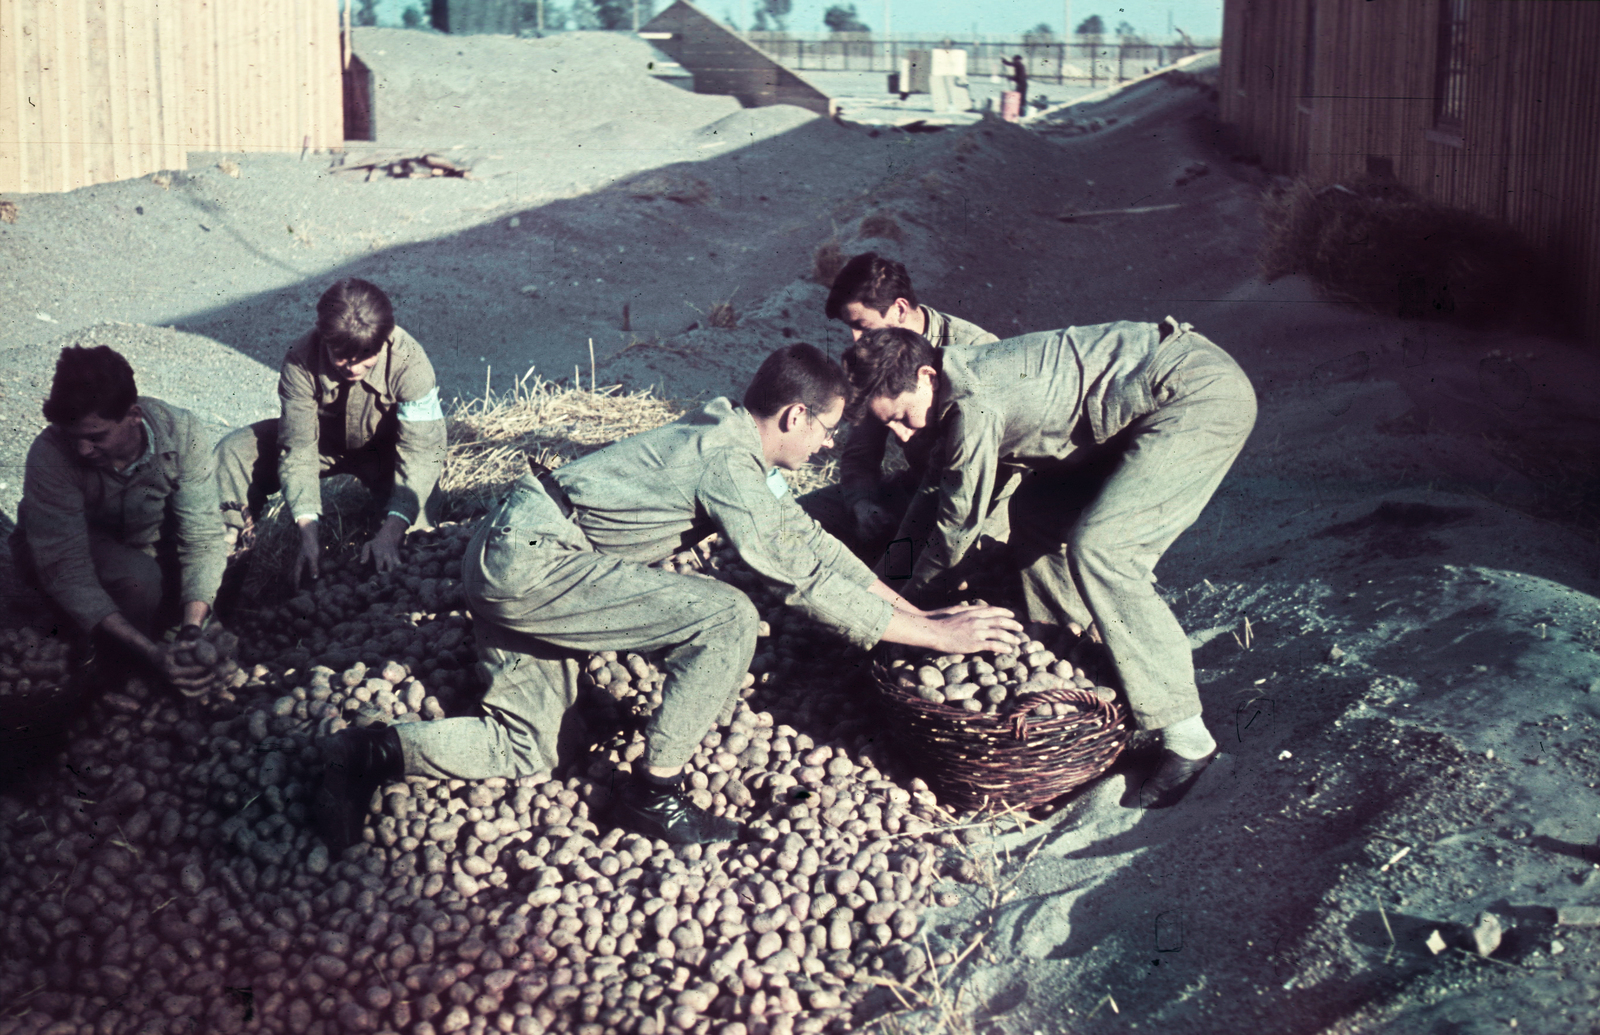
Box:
[11,345,225,694]
[841,318,1257,809]
[311,344,1021,849]
[214,278,446,585]
[799,252,999,561]
[1005,55,1029,113]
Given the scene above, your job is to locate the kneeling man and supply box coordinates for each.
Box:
[315,344,1021,849]
[11,346,226,693]
[215,278,446,585]
[842,318,1257,808]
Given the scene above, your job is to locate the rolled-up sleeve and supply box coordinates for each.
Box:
[389,352,446,526]
[907,405,1004,595]
[700,454,892,648]
[17,438,119,631]
[170,412,227,608]
[277,357,323,522]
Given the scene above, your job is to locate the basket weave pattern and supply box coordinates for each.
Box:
[873,663,1130,812]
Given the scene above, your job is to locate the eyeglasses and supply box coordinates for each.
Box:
[812,413,841,443]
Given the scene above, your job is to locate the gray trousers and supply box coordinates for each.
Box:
[395,479,759,779]
[1010,334,1256,731]
[11,530,179,638]
[213,419,398,530]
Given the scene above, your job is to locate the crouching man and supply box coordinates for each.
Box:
[10,346,226,694]
[799,252,999,561]
[842,319,1257,809]
[215,278,446,585]
[315,344,1022,849]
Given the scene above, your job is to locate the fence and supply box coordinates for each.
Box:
[743,33,1212,87]
[0,0,343,195]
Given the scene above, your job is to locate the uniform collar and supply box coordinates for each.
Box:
[120,418,157,474]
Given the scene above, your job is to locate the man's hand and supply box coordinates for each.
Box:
[295,517,321,586]
[361,515,409,573]
[149,641,216,695]
[925,605,1025,655]
[852,499,895,542]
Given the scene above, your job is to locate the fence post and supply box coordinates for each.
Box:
[1117,41,1124,82]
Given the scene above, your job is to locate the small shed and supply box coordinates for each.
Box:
[640,1,833,116]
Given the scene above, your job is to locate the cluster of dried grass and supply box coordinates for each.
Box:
[1258,177,1556,330]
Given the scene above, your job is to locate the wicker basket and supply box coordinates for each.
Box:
[872,662,1131,812]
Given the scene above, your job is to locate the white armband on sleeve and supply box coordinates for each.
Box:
[398,387,443,422]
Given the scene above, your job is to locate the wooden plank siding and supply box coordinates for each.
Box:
[1221,0,1600,340]
[1,0,342,194]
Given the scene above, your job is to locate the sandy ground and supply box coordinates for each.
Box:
[5,27,1600,1035]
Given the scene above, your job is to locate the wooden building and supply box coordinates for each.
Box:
[0,0,343,195]
[1219,0,1600,340]
[640,1,833,117]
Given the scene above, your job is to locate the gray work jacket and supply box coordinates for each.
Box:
[14,397,227,630]
[556,398,893,649]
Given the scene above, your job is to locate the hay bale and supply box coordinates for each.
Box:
[1258,176,1554,330]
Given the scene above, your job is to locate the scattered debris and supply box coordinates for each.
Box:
[1175,161,1210,186]
[149,171,172,189]
[1055,203,1183,223]
[216,159,241,178]
[1426,929,1449,955]
[1379,845,1411,872]
[0,198,17,223]
[708,300,738,329]
[1556,904,1600,927]
[334,153,472,181]
[1327,644,1346,663]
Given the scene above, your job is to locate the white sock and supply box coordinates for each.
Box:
[1163,715,1217,760]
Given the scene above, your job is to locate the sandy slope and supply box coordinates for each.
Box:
[3,28,1600,1035]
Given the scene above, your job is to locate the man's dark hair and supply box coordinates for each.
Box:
[841,327,939,421]
[316,278,395,362]
[43,345,138,424]
[743,343,849,419]
[824,252,918,321]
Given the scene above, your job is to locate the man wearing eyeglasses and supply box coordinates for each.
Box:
[314,344,1022,850]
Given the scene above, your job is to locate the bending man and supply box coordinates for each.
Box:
[842,319,1257,808]
[12,346,225,694]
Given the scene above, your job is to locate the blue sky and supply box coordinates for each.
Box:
[370,0,1222,41]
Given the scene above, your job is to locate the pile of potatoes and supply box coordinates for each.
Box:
[0,625,72,701]
[169,622,250,699]
[882,638,1117,717]
[0,524,977,1035]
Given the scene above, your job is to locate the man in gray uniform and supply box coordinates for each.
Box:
[11,346,225,693]
[316,344,1022,848]
[842,319,1257,808]
[801,252,999,560]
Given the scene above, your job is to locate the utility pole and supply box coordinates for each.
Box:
[1064,0,1071,36]
[633,0,640,31]
[883,0,891,39]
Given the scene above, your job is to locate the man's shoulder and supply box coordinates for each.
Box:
[924,306,999,347]
[283,331,319,369]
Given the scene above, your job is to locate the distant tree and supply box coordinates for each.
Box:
[1115,19,1143,40]
[1075,14,1104,35]
[1024,22,1054,40]
[354,0,378,27]
[591,0,631,29]
[752,0,791,32]
[823,3,869,33]
[402,5,424,28]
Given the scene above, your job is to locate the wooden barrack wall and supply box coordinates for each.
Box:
[0,0,343,194]
[1219,0,1600,340]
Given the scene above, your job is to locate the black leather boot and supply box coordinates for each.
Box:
[314,725,405,852]
[611,773,742,845]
